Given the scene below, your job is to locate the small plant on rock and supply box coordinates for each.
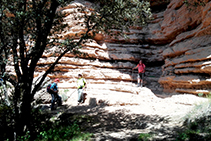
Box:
[138,133,152,141]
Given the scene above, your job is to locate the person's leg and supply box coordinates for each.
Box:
[56,94,62,106]
[81,90,84,103]
[78,89,83,104]
[137,74,140,86]
[51,94,56,110]
[140,73,144,87]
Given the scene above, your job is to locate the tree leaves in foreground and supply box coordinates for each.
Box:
[0,0,151,140]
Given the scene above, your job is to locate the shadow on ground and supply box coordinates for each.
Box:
[54,103,184,141]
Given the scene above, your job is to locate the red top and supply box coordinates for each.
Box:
[136,63,145,73]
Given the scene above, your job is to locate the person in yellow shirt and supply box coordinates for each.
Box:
[77,74,87,105]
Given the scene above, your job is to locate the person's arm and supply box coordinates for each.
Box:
[83,83,87,90]
[50,83,58,93]
[144,64,146,72]
[132,64,138,70]
[83,79,87,89]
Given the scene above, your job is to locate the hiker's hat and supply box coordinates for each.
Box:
[54,78,60,82]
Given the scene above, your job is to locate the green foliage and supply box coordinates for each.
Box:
[36,122,85,141]
[207,92,211,98]
[176,132,189,141]
[197,92,204,97]
[183,0,206,7]
[0,104,15,140]
[176,124,211,141]
[15,108,93,141]
[184,98,211,123]
[35,113,93,141]
[0,81,14,140]
[61,93,68,102]
[183,0,206,11]
[18,131,31,141]
[88,0,152,33]
[138,133,152,141]
[176,97,211,140]
[60,89,69,102]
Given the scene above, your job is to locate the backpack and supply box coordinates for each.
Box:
[46,84,52,93]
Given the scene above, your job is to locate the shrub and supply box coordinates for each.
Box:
[176,98,211,140]
[138,133,152,141]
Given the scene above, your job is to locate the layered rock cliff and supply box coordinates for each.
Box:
[35,0,211,96]
[157,0,211,94]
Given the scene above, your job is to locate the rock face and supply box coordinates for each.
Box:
[157,0,211,94]
[35,0,211,96]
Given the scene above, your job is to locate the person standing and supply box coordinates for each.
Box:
[49,78,62,110]
[77,74,87,105]
[132,60,146,87]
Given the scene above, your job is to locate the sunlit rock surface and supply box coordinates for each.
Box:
[33,0,211,96]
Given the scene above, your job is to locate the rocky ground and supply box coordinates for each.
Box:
[40,77,208,141]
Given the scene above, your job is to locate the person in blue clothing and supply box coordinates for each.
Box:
[77,74,87,105]
[50,78,62,110]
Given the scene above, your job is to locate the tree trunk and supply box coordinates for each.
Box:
[20,90,33,133]
[14,81,33,137]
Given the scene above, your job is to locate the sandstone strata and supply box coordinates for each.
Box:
[158,0,211,94]
[33,0,164,99]
[33,0,211,96]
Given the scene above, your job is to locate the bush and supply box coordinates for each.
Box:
[0,104,15,140]
[36,122,79,140]
[138,133,152,141]
[176,98,211,140]
[0,102,92,141]
[19,110,92,141]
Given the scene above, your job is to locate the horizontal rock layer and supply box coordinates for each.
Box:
[33,0,211,96]
[158,0,211,94]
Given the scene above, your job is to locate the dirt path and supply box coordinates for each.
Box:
[52,86,208,140]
